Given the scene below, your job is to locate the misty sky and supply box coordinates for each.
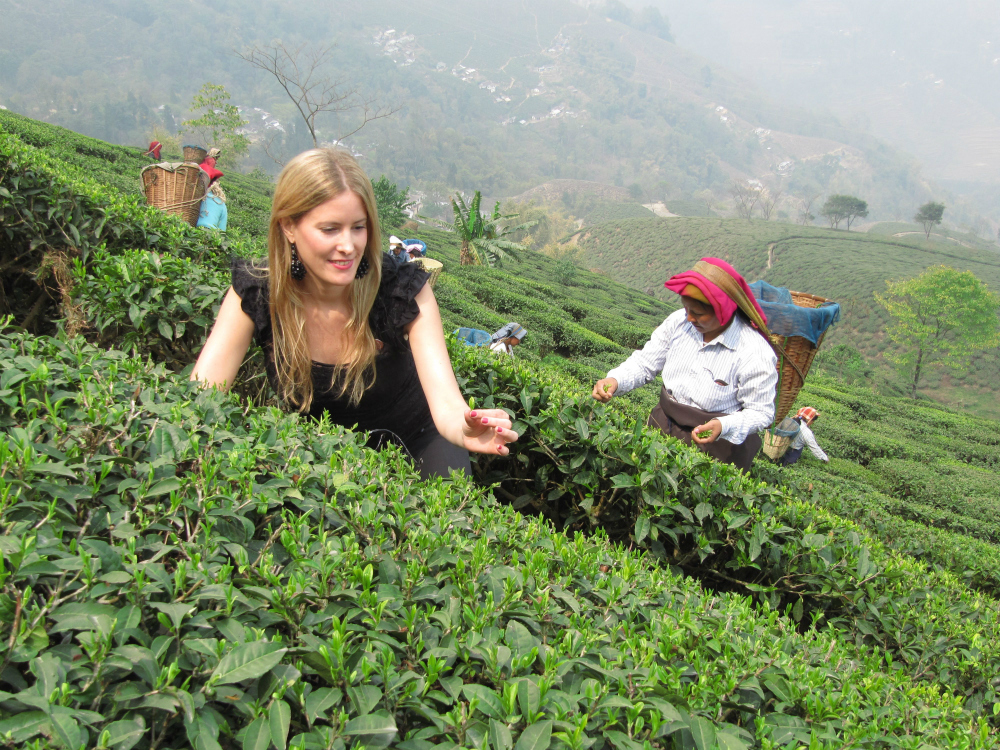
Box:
[642,0,1000,184]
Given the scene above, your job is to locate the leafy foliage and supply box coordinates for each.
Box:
[819,195,868,230]
[372,176,413,233]
[180,83,251,166]
[914,201,946,239]
[875,265,1000,397]
[450,192,536,267]
[2,330,993,748]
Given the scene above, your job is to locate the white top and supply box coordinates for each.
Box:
[791,422,828,461]
[489,341,514,356]
[607,309,778,445]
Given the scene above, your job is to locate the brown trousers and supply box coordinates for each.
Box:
[646,387,761,471]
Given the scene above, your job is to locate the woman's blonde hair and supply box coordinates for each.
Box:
[267,148,383,411]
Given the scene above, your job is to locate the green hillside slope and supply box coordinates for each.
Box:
[574,216,1000,413]
[5,115,1000,746]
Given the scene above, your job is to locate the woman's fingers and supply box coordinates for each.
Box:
[467,409,514,430]
[465,409,519,455]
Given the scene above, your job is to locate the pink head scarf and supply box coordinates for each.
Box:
[664,257,767,327]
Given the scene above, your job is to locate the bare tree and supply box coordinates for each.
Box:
[730,181,762,221]
[758,188,782,221]
[237,42,398,148]
[798,194,818,225]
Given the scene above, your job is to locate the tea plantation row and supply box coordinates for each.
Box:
[3,111,1000,747]
[0,328,992,750]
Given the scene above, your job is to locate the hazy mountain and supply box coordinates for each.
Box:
[0,0,948,221]
[644,1,1000,193]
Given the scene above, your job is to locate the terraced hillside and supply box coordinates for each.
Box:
[574,216,1000,413]
[5,113,1000,748]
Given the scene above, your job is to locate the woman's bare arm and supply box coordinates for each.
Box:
[407,284,517,454]
[190,287,256,390]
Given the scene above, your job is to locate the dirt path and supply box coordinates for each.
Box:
[891,231,977,249]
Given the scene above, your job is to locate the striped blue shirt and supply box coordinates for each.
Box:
[608,309,778,444]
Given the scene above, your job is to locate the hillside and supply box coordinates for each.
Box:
[5,114,1000,746]
[0,0,938,222]
[652,0,1000,197]
[573,216,1000,414]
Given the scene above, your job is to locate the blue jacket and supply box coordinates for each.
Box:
[197,193,228,231]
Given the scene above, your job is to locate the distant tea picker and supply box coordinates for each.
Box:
[593,258,778,470]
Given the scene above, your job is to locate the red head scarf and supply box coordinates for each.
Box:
[664,257,767,327]
[199,157,223,182]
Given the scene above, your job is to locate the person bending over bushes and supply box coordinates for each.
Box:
[192,148,517,478]
[489,322,527,356]
[592,257,777,470]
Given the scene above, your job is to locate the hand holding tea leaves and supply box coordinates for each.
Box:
[692,418,722,444]
[592,377,618,402]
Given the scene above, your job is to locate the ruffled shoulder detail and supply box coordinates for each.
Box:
[369,253,430,349]
[230,257,271,341]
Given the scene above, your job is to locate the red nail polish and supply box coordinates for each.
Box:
[496,427,503,433]
[482,417,489,424]
[470,410,477,417]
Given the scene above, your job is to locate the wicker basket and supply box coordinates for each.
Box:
[762,430,792,461]
[414,257,443,288]
[183,145,208,163]
[140,164,207,226]
[771,290,831,422]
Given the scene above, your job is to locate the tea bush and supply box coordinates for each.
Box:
[8,113,1000,745]
[0,328,993,749]
[72,248,229,369]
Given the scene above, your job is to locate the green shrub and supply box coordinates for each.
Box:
[1,329,990,748]
[73,248,228,368]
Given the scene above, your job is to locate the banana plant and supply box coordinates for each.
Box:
[449,190,536,267]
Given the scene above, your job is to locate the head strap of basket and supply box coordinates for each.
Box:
[665,257,770,332]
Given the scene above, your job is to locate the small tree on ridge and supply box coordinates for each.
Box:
[875,266,1000,397]
[821,194,868,230]
[914,201,945,239]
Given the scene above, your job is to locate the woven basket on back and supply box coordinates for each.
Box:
[183,145,208,163]
[413,257,443,288]
[770,290,831,422]
[762,431,792,460]
[140,164,207,226]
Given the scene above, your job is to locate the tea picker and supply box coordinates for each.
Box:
[488,322,527,356]
[195,155,227,232]
[780,407,828,465]
[593,257,779,470]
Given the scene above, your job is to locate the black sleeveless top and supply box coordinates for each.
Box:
[231,254,434,447]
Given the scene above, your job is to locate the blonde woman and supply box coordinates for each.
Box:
[192,148,517,478]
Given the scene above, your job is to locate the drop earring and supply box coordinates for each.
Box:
[355,256,370,280]
[289,243,306,280]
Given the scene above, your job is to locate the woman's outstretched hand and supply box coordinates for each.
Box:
[463,409,519,455]
[592,377,618,402]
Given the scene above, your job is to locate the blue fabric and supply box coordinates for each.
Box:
[749,280,840,345]
[781,447,804,466]
[454,328,492,347]
[403,239,427,256]
[197,193,228,231]
[389,248,411,265]
[772,416,802,439]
